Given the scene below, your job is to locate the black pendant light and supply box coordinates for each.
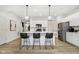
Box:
[48,5,52,20]
[25,5,29,20]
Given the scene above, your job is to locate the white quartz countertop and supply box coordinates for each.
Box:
[20,31,53,33]
[66,32,79,34]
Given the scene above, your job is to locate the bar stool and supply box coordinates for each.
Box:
[45,33,53,49]
[20,33,30,49]
[33,33,41,49]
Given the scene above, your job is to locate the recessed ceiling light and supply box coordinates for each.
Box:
[34,9,38,12]
[39,13,42,16]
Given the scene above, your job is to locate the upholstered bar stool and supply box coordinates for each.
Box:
[33,33,41,49]
[45,33,53,49]
[20,33,30,49]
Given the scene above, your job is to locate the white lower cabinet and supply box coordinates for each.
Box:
[66,32,79,47]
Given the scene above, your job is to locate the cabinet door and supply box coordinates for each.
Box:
[66,33,79,47]
[48,20,58,38]
[48,20,58,32]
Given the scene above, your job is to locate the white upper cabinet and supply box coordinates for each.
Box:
[30,18,48,27]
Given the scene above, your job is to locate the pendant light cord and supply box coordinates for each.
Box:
[49,5,51,16]
[26,5,28,16]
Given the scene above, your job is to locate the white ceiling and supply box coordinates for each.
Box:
[0,5,79,19]
[51,5,79,17]
[0,5,26,18]
[28,5,79,18]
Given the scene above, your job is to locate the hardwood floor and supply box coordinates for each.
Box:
[0,38,79,54]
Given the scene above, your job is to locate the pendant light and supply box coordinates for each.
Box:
[48,5,52,20]
[25,5,29,20]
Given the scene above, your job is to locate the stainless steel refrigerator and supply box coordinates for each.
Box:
[58,22,69,42]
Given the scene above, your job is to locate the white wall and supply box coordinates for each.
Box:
[69,12,79,26]
[30,18,48,27]
[30,17,48,32]
[0,11,22,45]
[57,12,79,26]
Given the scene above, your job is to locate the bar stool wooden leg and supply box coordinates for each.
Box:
[45,39,47,49]
[19,38,21,50]
[27,39,30,49]
[28,39,30,49]
[39,39,41,49]
[26,39,28,49]
[32,39,35,49]
[50,39,54,49]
